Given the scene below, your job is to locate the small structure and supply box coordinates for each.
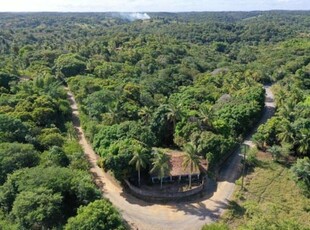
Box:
[150,150,207,184]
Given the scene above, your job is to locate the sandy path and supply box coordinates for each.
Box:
[66,85,275,230]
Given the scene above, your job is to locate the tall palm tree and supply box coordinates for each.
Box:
[103,102,122,125]
[277,119,295,144]
[278,100,295,121]
[183,143,200,189]
[129,146,148,187]
[150,150,170,189]
[276,89,286,108]
[166,103,181,132]
[198,105,214,131]
[297,129,310,155]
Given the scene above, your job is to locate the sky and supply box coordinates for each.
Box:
[0,0,309,12]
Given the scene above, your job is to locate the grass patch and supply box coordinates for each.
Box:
[221,156,310,229]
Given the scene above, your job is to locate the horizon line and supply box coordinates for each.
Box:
[0,9,310,13]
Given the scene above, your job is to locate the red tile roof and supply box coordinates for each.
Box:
[151,150,208,177]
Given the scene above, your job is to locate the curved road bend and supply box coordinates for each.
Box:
[66,85,275,230]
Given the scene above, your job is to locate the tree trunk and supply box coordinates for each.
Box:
[173,119,176,131]
[160,178,163,189]
[189,164,193,189]
[138,168,141,187]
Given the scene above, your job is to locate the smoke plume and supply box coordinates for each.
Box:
[115,12,151,21]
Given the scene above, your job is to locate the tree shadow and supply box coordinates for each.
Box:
[265,96,274,103]
[119,184,229,222]
[226,200,246,217]
[203,177,217,200]
[119,176,218,207]
[71,114,82,137]
[273,159,293,169]
[90,168,106,192]
[217,152,243,183]
[254,159,270,169]
[173,199,229,221]
[170,177,218,203]
[119,189,156,207]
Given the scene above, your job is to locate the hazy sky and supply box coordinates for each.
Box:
[0,0,309,12]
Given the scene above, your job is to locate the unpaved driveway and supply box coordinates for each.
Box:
[66,85,275,230]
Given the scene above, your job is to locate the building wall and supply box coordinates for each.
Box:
[124,179,205,202]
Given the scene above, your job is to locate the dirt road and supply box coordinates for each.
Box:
[66,85,275,230]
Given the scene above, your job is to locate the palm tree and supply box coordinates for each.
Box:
[278,100,295,121]
[277,119,295,144]
[129,146,148,187]
[276,89,286,108]
[297,129,310,155]
[150,150,170,189]
[166,103,181,132]
[103,102,122,125]
[198,105,214,131]
[138,106,152,125]
[183,143,200,189]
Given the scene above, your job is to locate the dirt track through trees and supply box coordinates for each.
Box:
[66,85,275,230]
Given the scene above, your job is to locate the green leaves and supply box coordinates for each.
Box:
[11,188,62,229]
[183,143,200,188]
[38,128,65,149]
[0,167,101,221]
[55,53,87,78]
[0,72,17,91]
[65,200,125,230]
[129,145,149,186]
[93,121,155,153]
[103,138,151,180]
[0,114,28,143]
[83,89,116,120]
[291,157,310,197]
[213,85,264,137]
[0,143,39,184]
[150,150,170,188]
[40,146,69,167]
[267,145,282,162]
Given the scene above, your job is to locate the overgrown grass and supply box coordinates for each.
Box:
[221,154,310,229]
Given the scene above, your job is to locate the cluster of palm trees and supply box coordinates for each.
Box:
[277,121,310,156]
[130,143,201,189]
[274,86,309,156]
[255,85,309,157]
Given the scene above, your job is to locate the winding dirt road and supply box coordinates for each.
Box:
[66,85,275,230]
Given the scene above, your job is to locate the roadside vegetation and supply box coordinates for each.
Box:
[203,152,310,229]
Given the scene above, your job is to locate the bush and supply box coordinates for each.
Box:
[291,157,310,197]
[202,222,229,230]
[11,188,62,229]
[65,200,125,230]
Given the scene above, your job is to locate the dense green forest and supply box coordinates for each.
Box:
[0,11,309,229]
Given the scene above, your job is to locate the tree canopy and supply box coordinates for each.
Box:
[65,199,125,230]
